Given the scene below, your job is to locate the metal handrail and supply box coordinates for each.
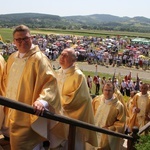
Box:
[0,96,134,149]
[138,121,150,135]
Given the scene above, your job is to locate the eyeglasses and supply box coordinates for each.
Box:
[14,36,31,43]
[104,89,113,92]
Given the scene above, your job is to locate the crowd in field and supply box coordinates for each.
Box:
[87,72,146,97]
[1,34,150,70]
[0,25,150,150]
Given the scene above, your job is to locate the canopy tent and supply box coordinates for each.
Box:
[131,38,150,45]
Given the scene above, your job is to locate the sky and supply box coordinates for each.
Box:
[0,0,150,18]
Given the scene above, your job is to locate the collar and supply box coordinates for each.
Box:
[105,96,114,104]
[62,64,75,73]
[141,93,148,97]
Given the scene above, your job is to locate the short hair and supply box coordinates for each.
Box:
[102,81,115,92]
[141,83,148,89]
[13,24,31,36]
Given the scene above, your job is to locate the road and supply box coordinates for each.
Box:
[51,61,150,81]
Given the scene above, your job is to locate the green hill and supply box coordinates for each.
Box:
[0,13,150,32]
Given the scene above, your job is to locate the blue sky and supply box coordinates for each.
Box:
[0,0,150,18]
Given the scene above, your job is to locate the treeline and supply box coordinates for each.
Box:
[0,13,150,33]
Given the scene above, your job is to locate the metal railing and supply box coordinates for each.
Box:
[138,121,150,135]
[0,96,138,150]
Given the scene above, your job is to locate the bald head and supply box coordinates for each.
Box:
[59,48,77,69]
[65,48,76,61]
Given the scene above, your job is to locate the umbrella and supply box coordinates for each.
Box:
[58,37,65,41]
[103,52,109,56]
[96,48,100,51]
[52,44,58,49]
[118,52,123,56]
[138,55,145,58]
[79,49,86,52]
[66,40,72,43]
[136,51,141,54]
[107,45,112,48]
[72,44,78,48]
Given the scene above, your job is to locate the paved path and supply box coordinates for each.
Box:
[52,61,150,80]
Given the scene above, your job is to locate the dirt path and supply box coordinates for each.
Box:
[52,61,150,81]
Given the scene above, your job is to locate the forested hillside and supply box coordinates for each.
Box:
[0,13,150,33]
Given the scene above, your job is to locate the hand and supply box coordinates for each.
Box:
[135,108,140,113]
[103,126,108,129]
[33,100,45,116]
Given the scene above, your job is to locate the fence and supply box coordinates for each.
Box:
[0,96,141,150]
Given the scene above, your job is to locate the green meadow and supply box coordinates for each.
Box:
[1,28,150,42]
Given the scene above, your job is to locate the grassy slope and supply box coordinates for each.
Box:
[1,28,150,42]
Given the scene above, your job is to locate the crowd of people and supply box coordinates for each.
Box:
[87,72,145,97]
[0,24,150,150]
[1,29,150,71]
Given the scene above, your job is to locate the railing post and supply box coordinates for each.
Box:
[68,125,76,150]
[127,126,139,150]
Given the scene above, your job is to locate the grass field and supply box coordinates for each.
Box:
[83,70,113,95]
[83,70,130,102]
[1,28,150,42]
[0,28,13,42]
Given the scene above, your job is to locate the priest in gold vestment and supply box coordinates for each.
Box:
[0,55,5,130]
[56,48,97,150]
[125,90,137,133]
[128,83,150,133]
[92,88,128,118]
[93,82,126,150]
[1,25,62,150]
[0,54,5,94]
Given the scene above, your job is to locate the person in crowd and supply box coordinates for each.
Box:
[128,83,150,134]
[0,55,5,95]
[93,82,126,150]
[87,75,93,94]
[0,25,62,150]
[120,79,126,96]
[101,76,106,90]
[93,75,98,94]
[139,81,143,89]
[126,80,132,97]
[56,48,97,150]
[113,77,119,89]
[95,75,101,95]
[108,77,112,82]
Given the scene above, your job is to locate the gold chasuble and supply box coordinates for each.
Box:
[94,95,126,150]
[57,65,98,147]
[0,55,5,129]
[0,55,5,94]
[2,46,61,150]
[92,95,103,115]
[128,93,150,132]
[114,89,129,117]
